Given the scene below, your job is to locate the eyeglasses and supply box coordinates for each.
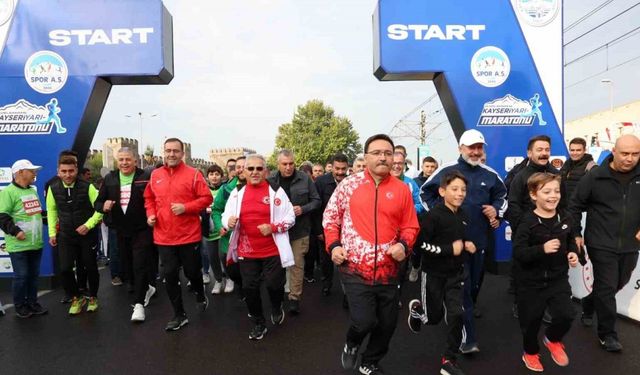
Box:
[246,166,264,172]
[367,150,393,157]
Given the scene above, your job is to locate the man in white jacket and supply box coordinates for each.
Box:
[222,154,295,341]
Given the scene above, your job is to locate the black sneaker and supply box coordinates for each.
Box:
[440,358,465,375]
[358,362,384,375]
[459,342,480,354]
[322,287,331,296]
[341,343,358,369]
[600,336,623,352]
[249,323,267,340]
[28,302,48,315]
[581,312,594,327]
[60,295,73,304]
[15,304,32,318]
[304,275,316,283]
[197,295,209,312]
[288,299,300,315]
[542,309,552,324]
[408,299,424,333]
[165,314,189,331]
[271,306,285,325]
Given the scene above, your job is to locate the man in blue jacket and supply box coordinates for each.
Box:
[420,129,507,354]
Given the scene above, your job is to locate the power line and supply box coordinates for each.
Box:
[564,2,640,47]
[564,0,615,32]
[565,24,640,67]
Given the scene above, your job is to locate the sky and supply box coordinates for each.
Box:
[91,0,640,165]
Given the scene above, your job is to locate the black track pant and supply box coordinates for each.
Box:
[118,229,155,305]
[239,255,285,325]
[59,231,99,298]
[588,249,638,340]
[516,279,575,354]
[421,270,464,360]
[344,282,399,366]
[158,242,204,315]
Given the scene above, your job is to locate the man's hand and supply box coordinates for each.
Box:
[49,236,57,246]
[489,217,500,229]
[482,205,497,220]
[228,216,238,229]
[76,225,89,236]
[147,215,157,227]
[293,206,303,216]
[16,231,26,241]
[544,239,561,254]
[219,228,228,236]
[331,246,347,265]
[452,240,463,256]
[257,224,272,236]
[464,241,477,254]
[103,200,115,212]
[317,234,324,242]
[575,236,584,250]
[568,252,579,268]
[171,203,185,215]
[386,243,406,262]
[635,229,640,242]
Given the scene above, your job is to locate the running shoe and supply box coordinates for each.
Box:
[543,337,569,366]
[522,353,544,372]
[68,296,86,315]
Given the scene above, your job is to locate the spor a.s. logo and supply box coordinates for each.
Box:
[470,46,510,88]
[24,50,68,94]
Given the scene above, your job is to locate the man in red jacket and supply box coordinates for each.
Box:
[323,134,419,375]
[144,138,213,331]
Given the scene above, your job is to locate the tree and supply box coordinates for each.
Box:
[85,151,103,183]
[270,100,362,166]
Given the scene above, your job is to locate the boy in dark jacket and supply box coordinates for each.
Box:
[513,173,579,372]
[407,170,476,375]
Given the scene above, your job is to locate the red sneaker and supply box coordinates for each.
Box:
[522,352,544,372]
[544,337,569,366]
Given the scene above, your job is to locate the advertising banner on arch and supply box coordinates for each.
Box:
[373,0,564,267]
[0,0,173,278]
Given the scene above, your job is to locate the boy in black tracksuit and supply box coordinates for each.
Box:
[513,173,579,372]
[408,171,475,375]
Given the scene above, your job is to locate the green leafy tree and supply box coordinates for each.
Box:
[85,151,103,183]
[270,100,362,166]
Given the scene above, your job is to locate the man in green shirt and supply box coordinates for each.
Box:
[0,159,46,318]
[46,155,103,315]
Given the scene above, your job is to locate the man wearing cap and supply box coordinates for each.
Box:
[0,160,47,318]
[420,129,507,354]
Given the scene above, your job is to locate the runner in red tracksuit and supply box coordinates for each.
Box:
[323,134,419,375]
[144,138,213,332]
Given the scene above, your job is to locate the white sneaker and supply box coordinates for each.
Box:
[224,279,235,293]
[408,267,420,283]
[203,273,211,284]
[131,303,145,322]
[212,280,223,295]
[144,285,156,307]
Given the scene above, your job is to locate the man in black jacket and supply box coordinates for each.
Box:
[570,134,640,352]
[506,135,566,234]
[559,137,596,325]
[312,153,349,296]
[268,149,321,314]
[94,148,156,322]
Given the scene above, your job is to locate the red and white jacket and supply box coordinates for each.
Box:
[323,170,419,285]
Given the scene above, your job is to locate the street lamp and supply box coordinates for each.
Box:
[125,112,157,166]
[600,78,613,113]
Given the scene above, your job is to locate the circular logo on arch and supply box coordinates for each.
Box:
[24,51,69,94]
[470,46,510,88]
[0,0,14,26]
[516,0,560,27]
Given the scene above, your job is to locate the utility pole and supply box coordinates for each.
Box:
[417,110,426,163]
